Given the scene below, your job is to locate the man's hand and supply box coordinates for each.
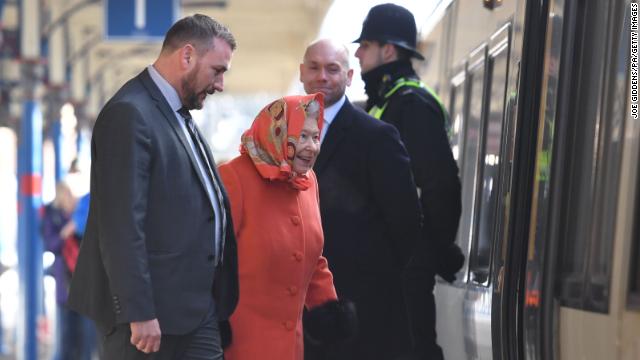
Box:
[130,319,161,353]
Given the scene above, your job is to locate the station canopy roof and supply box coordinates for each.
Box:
[1,0,332,99]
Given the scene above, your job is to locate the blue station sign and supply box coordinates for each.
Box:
[105,0,178,41]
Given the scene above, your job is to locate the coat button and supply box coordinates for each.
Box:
[288,286,298,296]
[290,216,301,225]
[293,251,303,262]
[283,321,295,331]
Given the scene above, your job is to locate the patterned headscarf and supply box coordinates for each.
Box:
[240,93,324,191]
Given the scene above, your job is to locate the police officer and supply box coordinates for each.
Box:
[354,4,464,360]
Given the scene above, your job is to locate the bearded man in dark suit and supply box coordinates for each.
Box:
[68,14,238,360]
[300,39,422,360]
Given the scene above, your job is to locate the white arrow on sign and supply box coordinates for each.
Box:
[135,0,146,30]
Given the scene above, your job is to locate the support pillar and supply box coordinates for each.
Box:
[47,0,68,182]
[17,0,43,359]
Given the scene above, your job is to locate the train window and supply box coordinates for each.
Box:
[628,149,640,310]
[468,34,510,285]
[554,0,624,313]
[449,71,466,168]
[457,45,486,278]
[585,0,631,312]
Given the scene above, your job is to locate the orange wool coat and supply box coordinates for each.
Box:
[218,154,337,360]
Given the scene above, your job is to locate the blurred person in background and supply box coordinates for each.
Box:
[41,180,78,359]
[59,190,97,360]
[218,94,355,360]
[299,39,422,360]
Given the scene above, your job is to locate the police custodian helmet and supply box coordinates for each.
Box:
[353,3,425,60]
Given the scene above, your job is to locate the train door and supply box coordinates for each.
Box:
[519,0,640,359]
[427,1,549,359]
[551,0,640,359]
[435,19,514,360]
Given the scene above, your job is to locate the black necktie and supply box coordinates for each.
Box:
[177,107,226,264]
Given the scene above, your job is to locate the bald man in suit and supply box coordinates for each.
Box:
[300,39,422,360]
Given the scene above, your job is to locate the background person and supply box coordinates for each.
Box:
[41,181,82,360]
[300,38,422,360]
[58,190,98,359]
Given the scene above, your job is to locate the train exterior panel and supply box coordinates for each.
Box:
[416,0,639,359]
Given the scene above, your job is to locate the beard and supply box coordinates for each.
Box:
[181,65,207,110]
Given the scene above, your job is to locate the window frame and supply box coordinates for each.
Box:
[457,44,487,284]
[552,0,625,313]
[448,70,467,171]
[627,146,640,310]
[468,25,511,286]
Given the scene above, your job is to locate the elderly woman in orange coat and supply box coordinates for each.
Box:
[218,93,355,360]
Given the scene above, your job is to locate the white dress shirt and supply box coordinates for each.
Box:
[147,65,223,259]
[320,95,346,144]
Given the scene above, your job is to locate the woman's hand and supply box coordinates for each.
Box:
[303,299,357,345]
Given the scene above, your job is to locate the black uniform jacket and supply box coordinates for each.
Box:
[366,61,462,268]
[67,69,238,335]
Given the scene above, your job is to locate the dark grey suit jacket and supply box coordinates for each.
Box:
[67,69,238,335]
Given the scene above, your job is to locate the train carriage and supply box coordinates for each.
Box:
[416,0,640,359]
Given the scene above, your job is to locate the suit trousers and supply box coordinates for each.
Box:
[100,299,222,360]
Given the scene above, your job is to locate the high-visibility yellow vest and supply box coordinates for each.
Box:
[368,77,448,121]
